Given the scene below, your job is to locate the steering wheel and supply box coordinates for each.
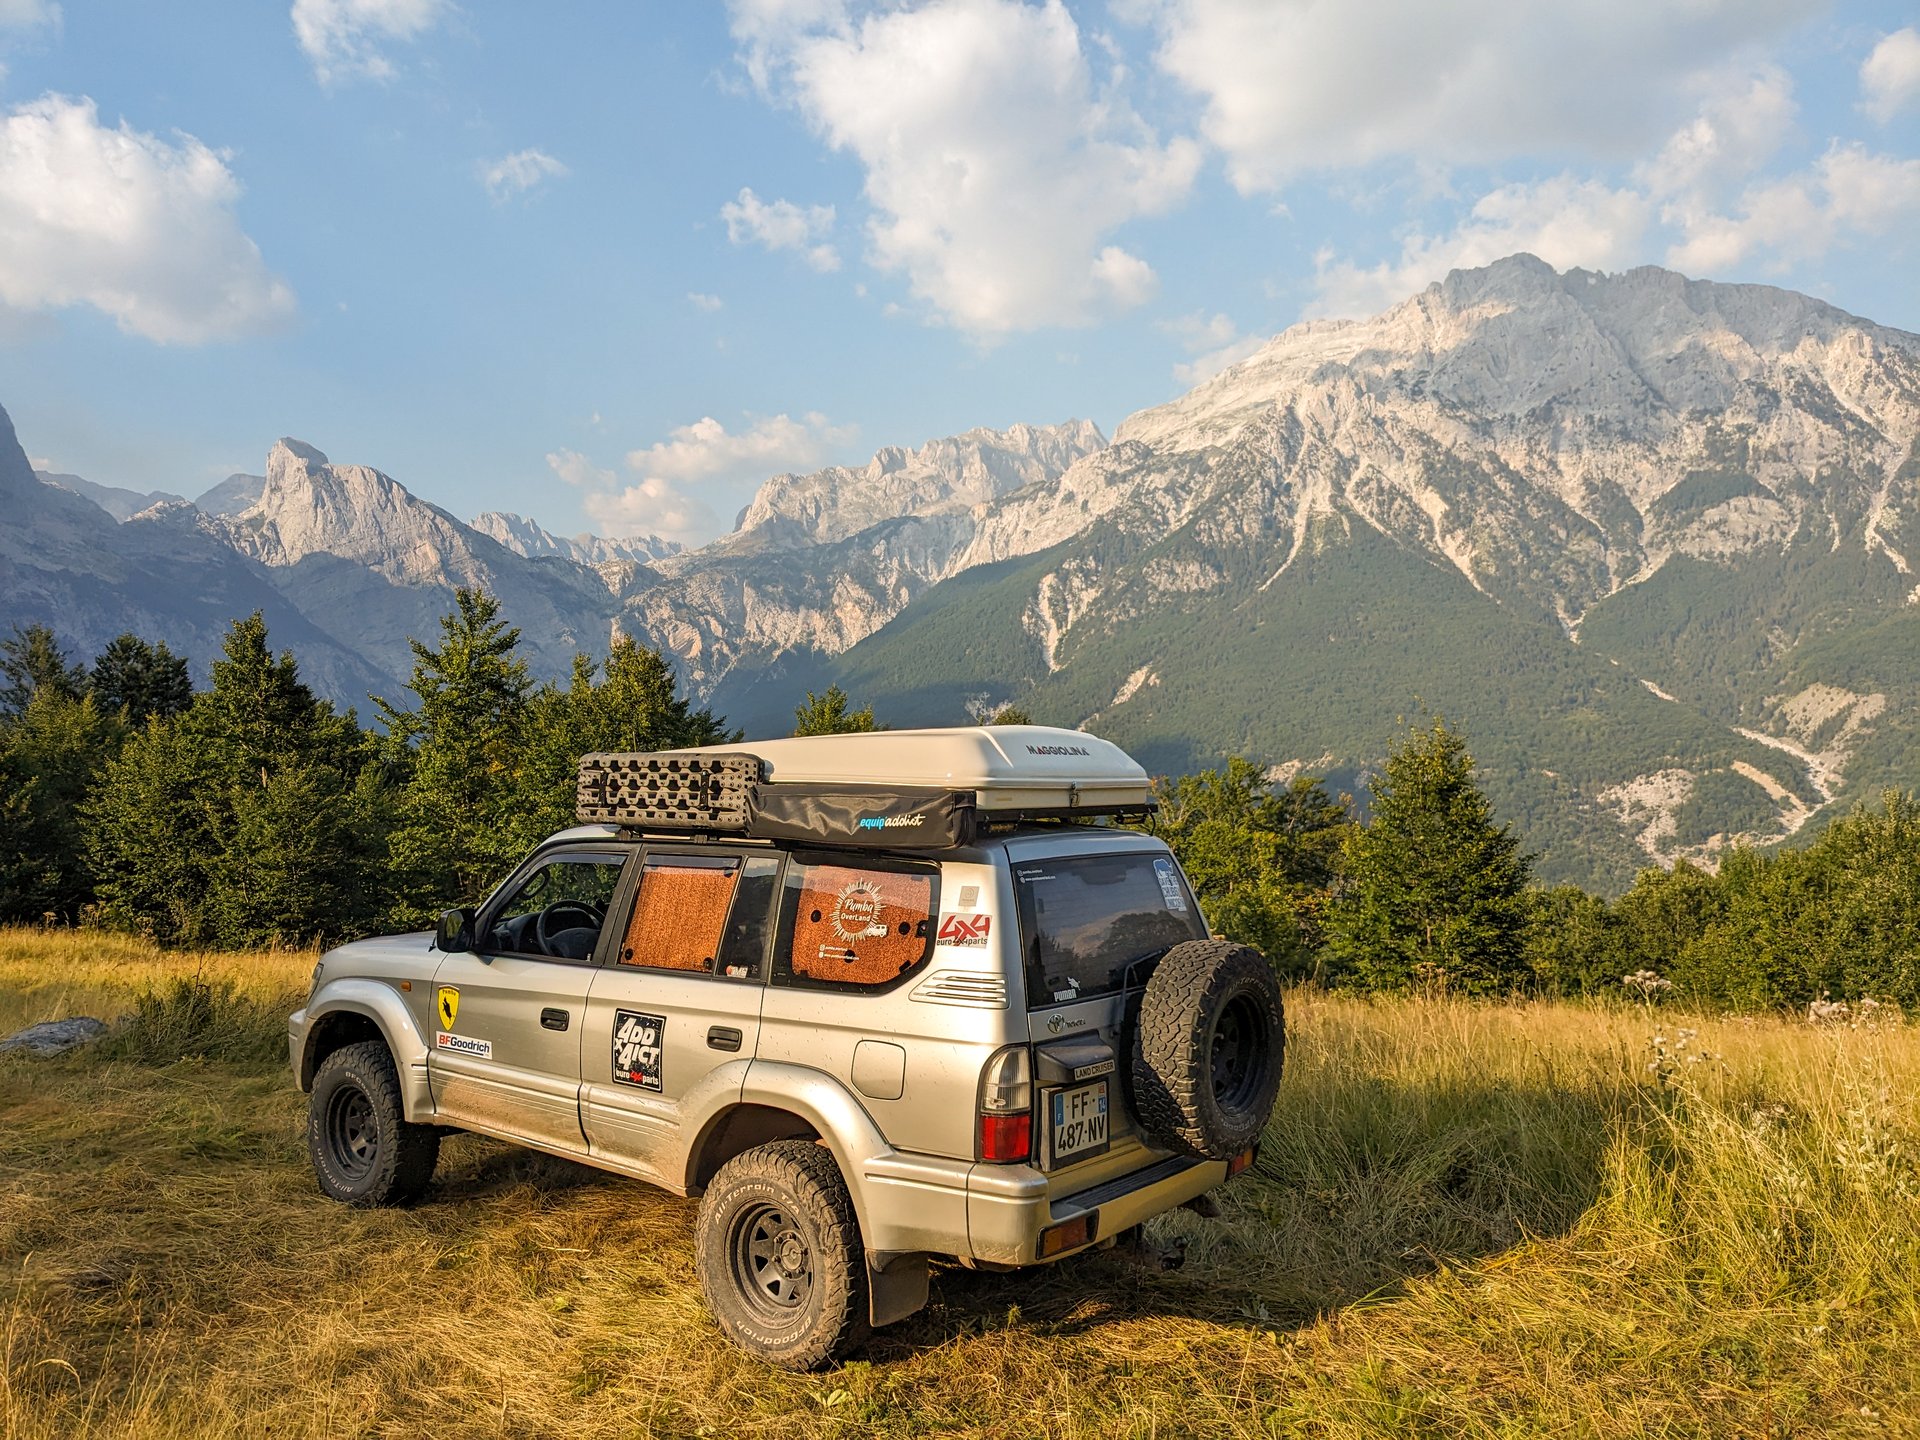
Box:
[535,900,603,954]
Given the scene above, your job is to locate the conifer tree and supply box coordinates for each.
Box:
[0,689,124,922]
[90,634,193,724]
[792,684,876,736]
[0,624,87,717]
[377,588,534,915]
[1325,718,1532,995]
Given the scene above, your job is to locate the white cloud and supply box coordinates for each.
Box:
[1639,67,1796,201]
[1161,310,1267,384]
[720,187,839,272]
[1142,0,1820,193]
[1309,175,1654,318]
[687,291,724,312]
[478,148,568,203]
[1670,142,1920,272]
[0,95,295,343]
[0,1,58,29]
[560,412,858,546]
[291,0,447,85]
[1861,29,1920,124]
[732,0,1200,334]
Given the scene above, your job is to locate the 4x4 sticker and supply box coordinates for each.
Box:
[936,912,992,947]
[612,1010,666,1091]
[436,986,460,1028]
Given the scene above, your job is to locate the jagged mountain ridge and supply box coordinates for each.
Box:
[719,256,1920,890]
[470,510,681,568]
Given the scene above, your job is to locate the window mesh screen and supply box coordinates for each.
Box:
[623,859,740,972]
[786,862,934,987]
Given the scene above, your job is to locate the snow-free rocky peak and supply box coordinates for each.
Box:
[472,510,681,568]
[728,419,1107,550]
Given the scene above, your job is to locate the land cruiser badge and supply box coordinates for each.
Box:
[612,1010,665,1091]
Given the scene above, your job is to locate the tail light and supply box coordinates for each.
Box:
[977,1044,1032,1163]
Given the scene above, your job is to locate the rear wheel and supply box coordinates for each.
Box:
[1131,940,1285,1160]
[694,1141,868,1370]
[308,1040,440,1207]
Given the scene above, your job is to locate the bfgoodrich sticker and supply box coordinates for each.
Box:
[612,1010,665,1091]
[435,1031,491,1060]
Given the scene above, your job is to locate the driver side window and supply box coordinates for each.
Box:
[484,850,628,961]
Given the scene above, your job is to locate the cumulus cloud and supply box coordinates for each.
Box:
[479,148,568,203]
[686,291,724,311]
[1668,142,1920,273]
[730,0,1200,334]
[1309,176,1653,318]
[720,187,839,272]
[1140,0,1820,192]
[0,94,295,343]
[1638,67,1797,201]
[291,0,447,85]
[1161,310,1267,385]
[558,412,857,546]
[1861,29,1920,124]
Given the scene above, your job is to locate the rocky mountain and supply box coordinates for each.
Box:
[471,510,681,568]
[756,256,1920,890]
[35,470,184,522]
[209,439,623,684]
[7,255,1917,891]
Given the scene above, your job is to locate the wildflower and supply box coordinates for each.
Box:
[1623,970,1673,999]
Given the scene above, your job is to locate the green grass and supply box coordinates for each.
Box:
[2,935,1916,1436]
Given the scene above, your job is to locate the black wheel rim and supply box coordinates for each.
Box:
[325,1082,379,1180]
[729,1202,813,1320]
[1209,995,1263,1112]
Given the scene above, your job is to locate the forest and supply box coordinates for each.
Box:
[2,588,1915,1015]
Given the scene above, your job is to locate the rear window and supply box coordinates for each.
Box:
[1014,851,1206,1009]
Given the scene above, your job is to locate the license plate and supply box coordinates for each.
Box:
[1047,1080,1110,1167]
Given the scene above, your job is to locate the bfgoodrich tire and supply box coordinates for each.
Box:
[308,1040,440,1207]
[1131,940,1285,1160]
[694,1141,869,1370]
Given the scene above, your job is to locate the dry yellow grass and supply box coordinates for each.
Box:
[2,931,1917,1437]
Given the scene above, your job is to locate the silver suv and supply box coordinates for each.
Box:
[289,727,1285,1369]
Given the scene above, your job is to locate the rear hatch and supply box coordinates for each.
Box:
[1007,838,1209,1198]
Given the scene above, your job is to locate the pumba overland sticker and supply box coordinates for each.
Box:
[612,1010,665,1091]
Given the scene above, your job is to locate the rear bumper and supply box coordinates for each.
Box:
[964,1153,1228,1265]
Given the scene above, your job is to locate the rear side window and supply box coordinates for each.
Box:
[1014,852,1207,1009]
[775,854,939,991]
[621,853,741,972]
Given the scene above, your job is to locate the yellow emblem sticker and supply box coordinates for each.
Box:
[436,986,459,1029]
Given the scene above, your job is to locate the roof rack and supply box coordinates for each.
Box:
[575,726,1156,849]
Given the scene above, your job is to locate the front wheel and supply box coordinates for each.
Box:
[308,1040,440,1207]
[694,1141,869,1370]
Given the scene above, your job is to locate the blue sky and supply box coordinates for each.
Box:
[0,1,1916,546]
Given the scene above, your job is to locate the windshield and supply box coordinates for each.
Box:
[1013,851,1207,1009]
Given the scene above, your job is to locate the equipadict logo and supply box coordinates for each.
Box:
[857,812,926,830]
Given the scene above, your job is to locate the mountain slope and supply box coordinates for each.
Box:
[774,258,1920,891]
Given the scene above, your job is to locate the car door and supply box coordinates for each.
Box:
[429,844,631,1153]
[580,845,783,1186]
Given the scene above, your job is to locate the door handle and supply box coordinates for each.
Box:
[540,1008,570,1032]
[707,1026,743,1052]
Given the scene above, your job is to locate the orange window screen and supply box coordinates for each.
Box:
[623,859,739,972]
[787,863,934,987]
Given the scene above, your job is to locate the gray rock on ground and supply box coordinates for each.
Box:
[0,1017,109,1056]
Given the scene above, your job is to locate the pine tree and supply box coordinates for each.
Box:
[792,684,876,736]
[1149,758,1350,976]
[85,614,382,947]
[0,624,88,717]
[985,704,1032,725]
[90,634,193,723]
[512,636,734,849]
[377,588,534,916]
[0,690,125,922]
[1325,718,1533,995]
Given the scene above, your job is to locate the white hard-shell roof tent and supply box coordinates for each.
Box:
[681,725,1153,813]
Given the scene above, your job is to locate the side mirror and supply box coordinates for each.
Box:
[435,907,476,954]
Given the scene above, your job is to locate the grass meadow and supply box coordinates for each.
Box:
[1,927,1916,1437]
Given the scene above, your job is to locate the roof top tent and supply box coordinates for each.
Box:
[576,725,1156,849]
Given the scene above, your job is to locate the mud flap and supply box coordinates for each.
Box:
[867,1253,930,1328]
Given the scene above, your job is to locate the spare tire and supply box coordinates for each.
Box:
[1130,939,1285,1160]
